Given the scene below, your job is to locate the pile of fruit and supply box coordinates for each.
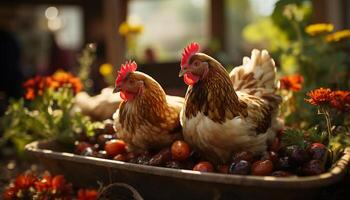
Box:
[74,121,328,177]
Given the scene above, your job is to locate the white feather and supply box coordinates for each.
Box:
[181,111,273,163]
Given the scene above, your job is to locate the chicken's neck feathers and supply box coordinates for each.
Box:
[119,76,177,132]
[185,62,247,123]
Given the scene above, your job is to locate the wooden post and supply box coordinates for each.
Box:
[103,0,127,69]
[210,0,225,51]
[312,0,344,29]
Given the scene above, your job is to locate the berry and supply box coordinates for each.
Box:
[251,160,274,176]
[189,150,201,163]
[276,156,294,170]
[149,148,172,166]
[74,141,91,155]
[261,151,278,163]
[171,140,191,161]
[97,134,113,147]
[104,122,115,135]
[136,154,151,165]
[105,139,126,158]
[308,143,327,160]
[290,148,310,165]
[229,160,251,175]
[302,160,325,176]
[126,152,138,163]
[232,151,254,163]
[193,161,214,172]
[269,138,281,152]
[218,165,229,174]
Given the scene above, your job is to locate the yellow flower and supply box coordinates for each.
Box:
[119,22,129,36]
[305,23,334,36]
[118,21,144,36]
[128,25,144,34]
[325,29,350,42]
[99,63,113,77]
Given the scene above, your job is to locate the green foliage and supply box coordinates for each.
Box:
[0,86,103,155]
[281,126,325,149]
[77,43,96,93]
[243,0,350,127]
[281,125,349,164]
[271,0,312,39]
[281,128,306,148]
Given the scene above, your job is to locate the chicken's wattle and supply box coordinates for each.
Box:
[120,90,136,101]
[184,73,200,85]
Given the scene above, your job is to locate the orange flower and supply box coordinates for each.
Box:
[45,77,60,90]
[52,71,83,94]
[305,88,332,106]
[25,88,36,100]
[77,189,98,200]
[330,90,350,111]
[22,71,83,100]
[280,74,304,92]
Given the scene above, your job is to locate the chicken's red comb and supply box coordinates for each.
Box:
[181,42,200,67]
[116,61,137,85]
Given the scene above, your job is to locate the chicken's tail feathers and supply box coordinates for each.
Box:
[229,49,281,108]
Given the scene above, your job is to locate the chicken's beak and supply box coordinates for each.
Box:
[178,68,187,77]
[113,86,121,93]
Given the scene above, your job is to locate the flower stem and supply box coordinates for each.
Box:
[319,106,332,146]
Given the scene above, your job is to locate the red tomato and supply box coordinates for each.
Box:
[105,139,126,157]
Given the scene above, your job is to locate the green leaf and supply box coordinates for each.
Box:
[281,128,306,149]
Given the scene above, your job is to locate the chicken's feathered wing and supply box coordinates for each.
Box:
[229,49,282,134]
[230,49,281,108]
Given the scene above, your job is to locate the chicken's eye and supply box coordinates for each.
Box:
[193,60,200,67]
[127,79,134,85]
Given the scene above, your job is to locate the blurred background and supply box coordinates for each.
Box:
[0,0,349,113]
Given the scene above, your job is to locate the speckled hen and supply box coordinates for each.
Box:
[113,61,183,151]
[179,43,282,164]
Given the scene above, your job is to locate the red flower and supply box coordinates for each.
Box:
[330,90,350,111]
[3,186,18,200]
[280,74,304,92]
[305,88,332,106]
[35,173,52,192]
[77,189,98,200]
[15,173,37,189]
[51,175,72,198]
[52,175,67,190]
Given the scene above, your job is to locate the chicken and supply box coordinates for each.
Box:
[74,87,123,121]
[179,42,282,164]
[112,61,183,151]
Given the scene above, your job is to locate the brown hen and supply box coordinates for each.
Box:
[113,61,183,151]
[179,43,282,164]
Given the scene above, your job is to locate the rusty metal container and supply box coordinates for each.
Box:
[25,140,350,200]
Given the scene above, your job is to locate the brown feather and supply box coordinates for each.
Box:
[116,72,182,150]
[185,54,247,123]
